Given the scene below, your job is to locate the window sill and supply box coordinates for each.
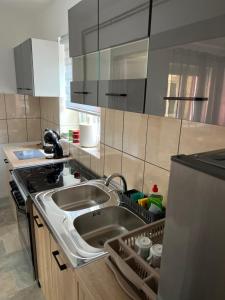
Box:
[70,142,100,159]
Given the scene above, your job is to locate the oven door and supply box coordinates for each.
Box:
[10,181,34,277]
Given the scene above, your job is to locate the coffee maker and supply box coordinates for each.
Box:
[43,129,63,159]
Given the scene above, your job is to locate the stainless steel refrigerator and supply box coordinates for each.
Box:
[158,149,225,300]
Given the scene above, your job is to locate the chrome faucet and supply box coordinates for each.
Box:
[105,173,128,193]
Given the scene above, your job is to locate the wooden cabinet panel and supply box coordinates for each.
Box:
[33,206,53,300]
[50,235,77,300]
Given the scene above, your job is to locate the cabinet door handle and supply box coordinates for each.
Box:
[163,96,208,101]
[24,88,32,91]
[33,215,44,228]
[52,251,67,271]
[73,91,89,95]
[4,159,9,164]
[105,93,127,97]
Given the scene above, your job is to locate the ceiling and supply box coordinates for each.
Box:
[0,0,54,12]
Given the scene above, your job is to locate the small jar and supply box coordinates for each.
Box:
[150,244,163,268]
[134,236,152,260]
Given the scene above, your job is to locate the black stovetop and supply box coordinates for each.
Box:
[13,159,97,194]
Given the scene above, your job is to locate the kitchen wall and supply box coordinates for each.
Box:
[71,108,225,206]
[0,94,41,144]
[32,0,82,41]
[39,97,79,137]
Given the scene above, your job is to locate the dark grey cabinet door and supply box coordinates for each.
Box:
[71,81,98,107]
[99,0,150,50]
[21,39,34,95]
[145,0,225,126]
[68,0,98,57]
[98,79,146,112]
[70,81,85,104]
[14,45,24,93]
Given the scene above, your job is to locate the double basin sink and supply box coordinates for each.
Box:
[35,179,145,267]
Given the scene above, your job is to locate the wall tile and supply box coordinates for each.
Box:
[78,148,91,169]
[179,121,225,155]
[7,119,27,143]
[100,108,106,143]
[123,111,148,160]
[146,116,181,170]
[105,109,123,151]
[69,143,79,160]
[0,120,8,143]
[5,94,26,119]
[0,94,6,119]
[104,145,122,182]
[143,162,170,206]
[90,144,105,177]
[25,96,41,118]
[122,153,144,191]
[27,119,41,142]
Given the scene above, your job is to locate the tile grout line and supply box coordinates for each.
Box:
[142,114,150,192]
[3,94,9,144]
[121,111,125,176]
[103,142,170,173]
[177,119,183,155]
[24,95,29,142]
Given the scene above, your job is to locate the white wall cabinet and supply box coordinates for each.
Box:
[14,38,59,97]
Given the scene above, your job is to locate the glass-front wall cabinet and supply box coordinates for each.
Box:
[99,38,149,112]
[145,0,225,125]
[71,52,99,106]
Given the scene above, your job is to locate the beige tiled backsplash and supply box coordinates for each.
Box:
[71,107,225,206]
[0,94,42,144]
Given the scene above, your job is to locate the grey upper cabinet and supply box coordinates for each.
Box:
[145,0,225,126]
[99,0,150,50]
[98,38,149,112]
[14,38,59,97]
[21,40,34,95]
[14,45,24,93]
[14,40,33,95]
[68,0,98,57]
[71,52,99,106]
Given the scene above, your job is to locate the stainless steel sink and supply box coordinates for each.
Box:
[74,206,145,248]
[35,179,146,268]
[51,184,110,211]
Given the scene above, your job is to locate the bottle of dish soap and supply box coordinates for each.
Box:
[148,184,163,214]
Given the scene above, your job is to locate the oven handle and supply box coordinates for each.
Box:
[10,190,26,214]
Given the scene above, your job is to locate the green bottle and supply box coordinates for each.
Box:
[148,184,163,213]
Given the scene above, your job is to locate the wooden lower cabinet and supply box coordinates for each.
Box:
[33,204,128,300]
[33,205,80,300]
[33,206,53,300]
[50,235,77,300]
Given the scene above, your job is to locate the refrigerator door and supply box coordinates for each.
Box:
[158,160,225,300]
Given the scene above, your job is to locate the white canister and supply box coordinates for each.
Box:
[79,124,98,148]
[150,244,163,268]
[134,236,152,260]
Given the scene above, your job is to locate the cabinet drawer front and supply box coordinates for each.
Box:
[99,0,150,50]
[70,81,85,104]
[84,81,98,107]
[98,79,146,112]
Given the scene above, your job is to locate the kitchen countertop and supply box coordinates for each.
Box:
[3,142,71,169]
[4,142,132,299]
